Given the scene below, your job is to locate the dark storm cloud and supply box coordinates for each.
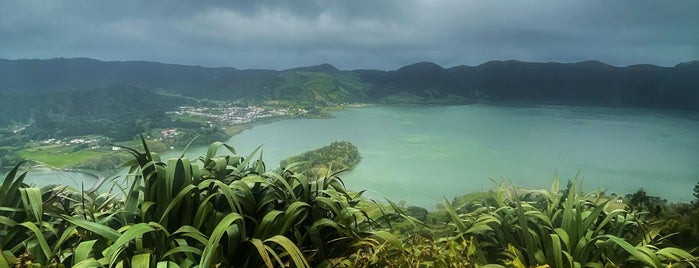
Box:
[1,0,697,70]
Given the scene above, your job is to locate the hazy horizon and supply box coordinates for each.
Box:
[3,56,698,72]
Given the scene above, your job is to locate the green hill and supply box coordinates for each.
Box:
[2,57,698,110]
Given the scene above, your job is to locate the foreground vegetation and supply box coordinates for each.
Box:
[1,139,697,267]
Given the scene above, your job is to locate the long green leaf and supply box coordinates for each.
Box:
[0,161,27,196]
[53,225,78,254]
[604,235,660,267]
[74,240,98,264]
[655,247,697,263]
[235,144,263,174]
[200,212,244,267]
[157,261,182,268]
[442,196,468,233]
[264,235,310,268]
[174,226,209,245]
[0,252,11,268]
[103,223,156,259]
[549,234,563,268]
[72,258,102,268]
[158,184,197,223]
[162,245,203,259]
[20,188,43,223]
[132,253,152,267]
[19,221,51,264]
[249,238,274,268]
[0,215,18,227]
[64,216,121,242]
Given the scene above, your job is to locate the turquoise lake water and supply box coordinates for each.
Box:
[23,104,699,208]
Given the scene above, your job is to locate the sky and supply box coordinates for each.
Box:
[1,1,698,70]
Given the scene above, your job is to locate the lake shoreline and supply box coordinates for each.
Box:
[46,105,355,180]
[19,103,698,209]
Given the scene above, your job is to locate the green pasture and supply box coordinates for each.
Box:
[18,146,108,168]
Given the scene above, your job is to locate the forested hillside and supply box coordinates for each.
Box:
[2,58,698,112]
[0,84,204,140]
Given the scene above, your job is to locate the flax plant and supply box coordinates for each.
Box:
[1,138,402,267]
[443,176,697,267]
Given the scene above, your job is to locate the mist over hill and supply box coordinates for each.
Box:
[1,57,698,126]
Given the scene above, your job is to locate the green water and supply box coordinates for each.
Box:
[219,104,699,208]
[22,104,699,208]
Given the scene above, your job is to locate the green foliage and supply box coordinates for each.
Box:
[631,194,699,250]
[405,206,429,222]
[0,147,23,169]
[1,139,697,267]
[335,234,485,267]
[272,70,369,105]
[18,147,107,169]
[280,141,361,180]
[0,139,401,267]
[440,177,698,267]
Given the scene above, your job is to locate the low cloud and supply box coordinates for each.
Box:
[1,0,697,70]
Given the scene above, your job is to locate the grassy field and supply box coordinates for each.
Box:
[169,113,208,123]
[18,145,109,168]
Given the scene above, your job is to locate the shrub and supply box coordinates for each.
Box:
[0,139,402,267]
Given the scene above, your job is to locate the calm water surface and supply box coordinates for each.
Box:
[24,104,699,208]
[207,104,699,207]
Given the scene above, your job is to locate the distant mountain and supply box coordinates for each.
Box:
[1,57,698,111]
[0,58,234,92]
[358,60,699,109]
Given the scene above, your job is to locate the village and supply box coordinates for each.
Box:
[168,104,308,126]
[26,105,307,148]
[34,135,116,150]
[6,104,313,169]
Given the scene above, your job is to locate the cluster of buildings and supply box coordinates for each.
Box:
[169,105,307,126]
[160,128,178,138]
[39,136,111,150]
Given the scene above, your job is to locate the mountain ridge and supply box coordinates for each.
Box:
[1,57,697,115]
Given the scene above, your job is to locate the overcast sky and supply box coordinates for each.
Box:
[1,1,698,70]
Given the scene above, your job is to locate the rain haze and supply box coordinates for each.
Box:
[1,0,698,69]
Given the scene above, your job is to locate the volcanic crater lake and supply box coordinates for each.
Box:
[25,104,699,208]
[208,104,699,208]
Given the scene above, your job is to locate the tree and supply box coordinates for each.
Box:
[406,206,428,222]
[693,181,699,208]
[629,188,649,211]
